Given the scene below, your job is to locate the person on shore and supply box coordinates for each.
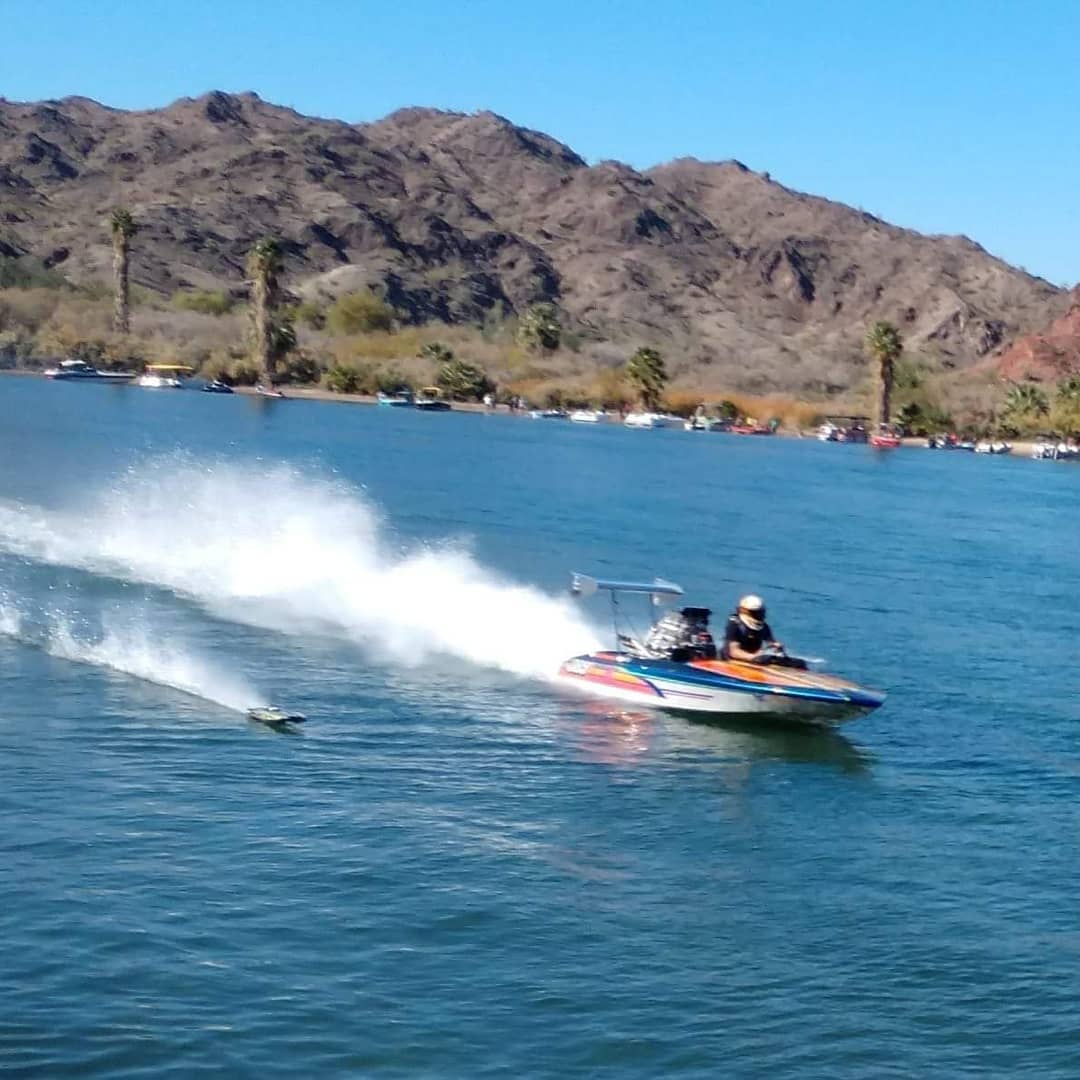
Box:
[721,595,781,662]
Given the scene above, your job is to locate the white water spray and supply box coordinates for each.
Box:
[0,458,602,678]
[0,600,21,638]
[0,600,257,712]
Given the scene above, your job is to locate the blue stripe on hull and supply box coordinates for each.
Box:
[571,654,884,710]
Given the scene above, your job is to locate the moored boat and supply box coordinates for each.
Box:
[570,409,606,423]
[377,390,414,406]
[415,386,451,411]
[44,359,135,382]
[136,363,193,388]
[869,425,902,449]
[624,412,671,429]
[201,379,234,394]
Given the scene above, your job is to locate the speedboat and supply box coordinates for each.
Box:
[248,705,306,726]
[136,363,192,388]
[377,390,414,406]
[624,412,668,429]
[201,379,234,394]
[974,440,1012,455]
[569,409,605,423]
[44,359,135,382]
[869,426,901,449]
[415,386,451,411]
[530,408,567,419]
[557,575,885,725]
[684,415,725,432]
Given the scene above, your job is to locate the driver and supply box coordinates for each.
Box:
[721,595,782,662]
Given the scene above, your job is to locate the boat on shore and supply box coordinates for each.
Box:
[44,359,135,382]
[625,412,678,429]
[377,390,414,407]
[136,363,192,388]
[818,416,869,443]
[201,379,234,394]
[558,575,884,725]
[869,425,902,449]
[415,386,451,411]
[684,416,727,432]
[1033,439,1078,460]
[974,440,1012,455]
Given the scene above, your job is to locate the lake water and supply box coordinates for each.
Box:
[1,377,1078,1077]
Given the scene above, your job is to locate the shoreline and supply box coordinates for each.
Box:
[0,370,1056,457]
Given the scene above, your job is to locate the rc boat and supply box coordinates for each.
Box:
[558,575,884,725]
[247,705,306,726]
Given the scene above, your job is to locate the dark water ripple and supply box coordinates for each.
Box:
[1,379,1079,1076]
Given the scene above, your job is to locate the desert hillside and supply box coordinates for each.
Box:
[0,90,1069,394]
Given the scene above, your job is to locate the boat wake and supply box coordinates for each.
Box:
[0,456,602,680]
[0,599,258,712]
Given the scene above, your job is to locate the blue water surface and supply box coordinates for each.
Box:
[1,377,1078,1077]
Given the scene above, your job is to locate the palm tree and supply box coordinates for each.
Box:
[246,238,283,385]
[517,302,561,352]
[1001,381,1049,435]
[864,321,903,428]
[626,347,668,411]
[110,208,137,335]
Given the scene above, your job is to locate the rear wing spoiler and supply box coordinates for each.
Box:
[570,573,683,603]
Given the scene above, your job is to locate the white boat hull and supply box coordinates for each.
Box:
[557,652,884,726]
[136,374,182,388]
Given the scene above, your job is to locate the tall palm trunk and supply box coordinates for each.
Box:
[112,233,130,334]
[252,270,273,384]
[247,238,283,387]
[877,357,894,429]
[110,209,136,336]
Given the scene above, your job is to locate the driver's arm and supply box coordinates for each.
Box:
[725,639,760,662]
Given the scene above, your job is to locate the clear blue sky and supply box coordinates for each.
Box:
[6,0,1078,285]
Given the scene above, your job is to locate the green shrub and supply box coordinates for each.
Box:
[325,362,376,395]
[327,291,396,335]
[230,359,261,386]
[376,366,413,395]
[0,256,67,290]
[278,350,322,385]
[517,302,561,352]
[173,289,234,316]
[435,358,493,401]
[419,341,453,363]
[293,300,326,329]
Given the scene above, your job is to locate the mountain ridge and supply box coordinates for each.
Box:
[0,90,1068,393]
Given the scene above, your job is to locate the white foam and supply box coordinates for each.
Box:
[0,457,602,678]
[0,598,257,712]
[47,618,258,712]
[0,600,21,638]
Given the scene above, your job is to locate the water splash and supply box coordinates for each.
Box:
[0,599,257,712]
[0,457,602,678]
[0,599,21,638]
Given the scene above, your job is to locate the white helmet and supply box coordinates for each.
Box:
[737,594,766,630]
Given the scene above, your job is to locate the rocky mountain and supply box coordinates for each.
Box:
[994,287,1080,382]
[0,90,1068,393]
